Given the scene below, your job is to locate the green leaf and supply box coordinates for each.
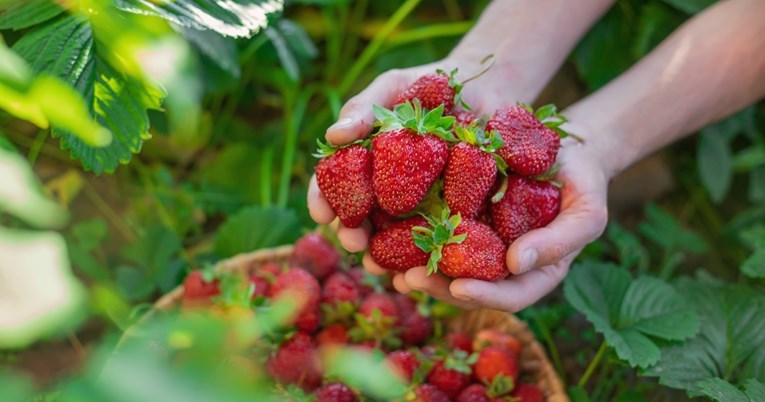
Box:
[122,224,183,281]
[0,0,64,30]
[115,0,284,38]
[564,262,699,368]
[178,26,240,79]
[749,166,765,203]
[631,2,683,59]
[265,23,299,81]
[214,206,301,258]
[0,370,35,402]
[661,0,716,14]
[607,221,649,272]
[741,249,765,278]
[13,16,161,173]
[698,128,732,203]
[744,379,765,401]
[637,204,707,253]
[644,279,765,394]
[697,378,748,402]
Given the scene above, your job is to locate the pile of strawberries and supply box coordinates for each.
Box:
[182,232,546,401]
[316,66,576,281]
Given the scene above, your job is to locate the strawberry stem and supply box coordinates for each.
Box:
[491,176,509,204]
[460,54,496,85]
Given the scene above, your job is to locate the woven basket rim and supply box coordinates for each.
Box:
[130,245,569,402]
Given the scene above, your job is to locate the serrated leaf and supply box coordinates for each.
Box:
[698,128,732,203]
[644,279,765,394]
[607,221,649,272]
[637,204,707,253]
[177,26,240,79]
[0,0,64,30]
[741,250,765,278]
[565,262,698,368]
[13,16,161,173]
[214,206,300,258]
[697,378,748,402]
[115,0,284,38]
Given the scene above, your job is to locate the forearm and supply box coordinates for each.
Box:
[567,0,765,177]
[450,0,616,101]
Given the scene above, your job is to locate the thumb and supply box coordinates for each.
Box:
[326,69,411,145]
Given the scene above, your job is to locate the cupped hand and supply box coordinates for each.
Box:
[384,129,610,312]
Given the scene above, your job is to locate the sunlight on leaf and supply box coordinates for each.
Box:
[0,228,85,348]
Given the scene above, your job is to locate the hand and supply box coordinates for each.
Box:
[375,129,610,311]
[308,56,535,251]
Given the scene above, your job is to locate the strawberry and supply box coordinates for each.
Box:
[322,271,361,305]
[446,332,473,354]
[411,384,451,402]
[456,384,490,402]
[359,292,399,320]
[510,383,545,402]
[393,70,458,112]
[393,294,433,346]
[486,104,572,176]
[451,109,479,127]
[443,125,506,219]
[316,323,350,346]
[473,346,519,385]
[256,262,283,281]
[290,233,340,280]
[314,382,358,402]
[266,332,323,390]
[352,293,401,349]
[489,175,560,245]
[183,271,220,300]
[315,143,375,228]
[370,217,430,272]
[427,359,473,399]
[371,101,455,216]
[386,350,420,383]
[369,207,395,231]
[248,274,270,299]
[473,329,522,355]
[414,211,508,282]
[269,268,321,328]
[348,267,383,297]
[296,306,321,333]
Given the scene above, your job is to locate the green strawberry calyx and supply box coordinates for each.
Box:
[411,207,467,276]
[440,54,496,111]
[312,138,370,158]
[486,374,515,397]
[373,99,457,143]
[519,102,585,143]
[453,124,508,175]
[532,163,564,188]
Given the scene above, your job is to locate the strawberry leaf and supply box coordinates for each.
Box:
[564,261,700,369]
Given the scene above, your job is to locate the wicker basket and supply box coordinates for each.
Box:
[134,245,568,402]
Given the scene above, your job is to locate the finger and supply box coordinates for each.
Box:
[450,254,576,312]
[403,267,478,310]
[392,274,412,294]
[362,252,388,276]
[308,175,336,225]
[507,177,608,275]
[326,70,410,145]
[337,222,371,253]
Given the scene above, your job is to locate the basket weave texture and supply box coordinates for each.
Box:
[144,245,569,402]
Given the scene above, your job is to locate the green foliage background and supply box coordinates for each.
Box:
[0,0,763,401]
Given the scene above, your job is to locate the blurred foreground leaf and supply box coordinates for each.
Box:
[0,0,64,30]
[214,206,300,258]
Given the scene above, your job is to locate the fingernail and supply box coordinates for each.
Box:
[452,292,472,302]
[519,249,538,273]
[327,117,353,133]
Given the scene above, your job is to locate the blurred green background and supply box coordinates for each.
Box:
[0,0,763,401]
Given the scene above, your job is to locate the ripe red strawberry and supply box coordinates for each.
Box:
[386,350,420,383]
[358,293,398,320]
[490,175,560,245]
[322,271,361,305]
[399,310,433,346]
[451,109,478,127]
[347,267,382,297]
[510,383,545,402]
[296,306,321,333]
[371,102,455,216]
[266,332,322,390]
[316,323,349,346]
[486,104,571,176]
[393,71,457,111]
[446,332,473,354]
[370,216,430,272]
[183,271,220,300]
[428,360,473,399]
[248,274,269,299]
[456,384,490,402]
[256,262,283,280]
[369,207,395,231]
[443,126,505,219]
[473,329,522,355]
[290,233,340,280]
[412,384,451,402]
[315,143,375,228]
[269,268,321,327]
[473,346,519,385]
[314,382,358,402]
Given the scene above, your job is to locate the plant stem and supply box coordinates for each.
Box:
[276,87,313,208]
[385,21,473,48]
[338,0,422,96]
[260,146,274,206]
[26,129,47,166]
[531,308,566,387]
[578,341,608,389]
